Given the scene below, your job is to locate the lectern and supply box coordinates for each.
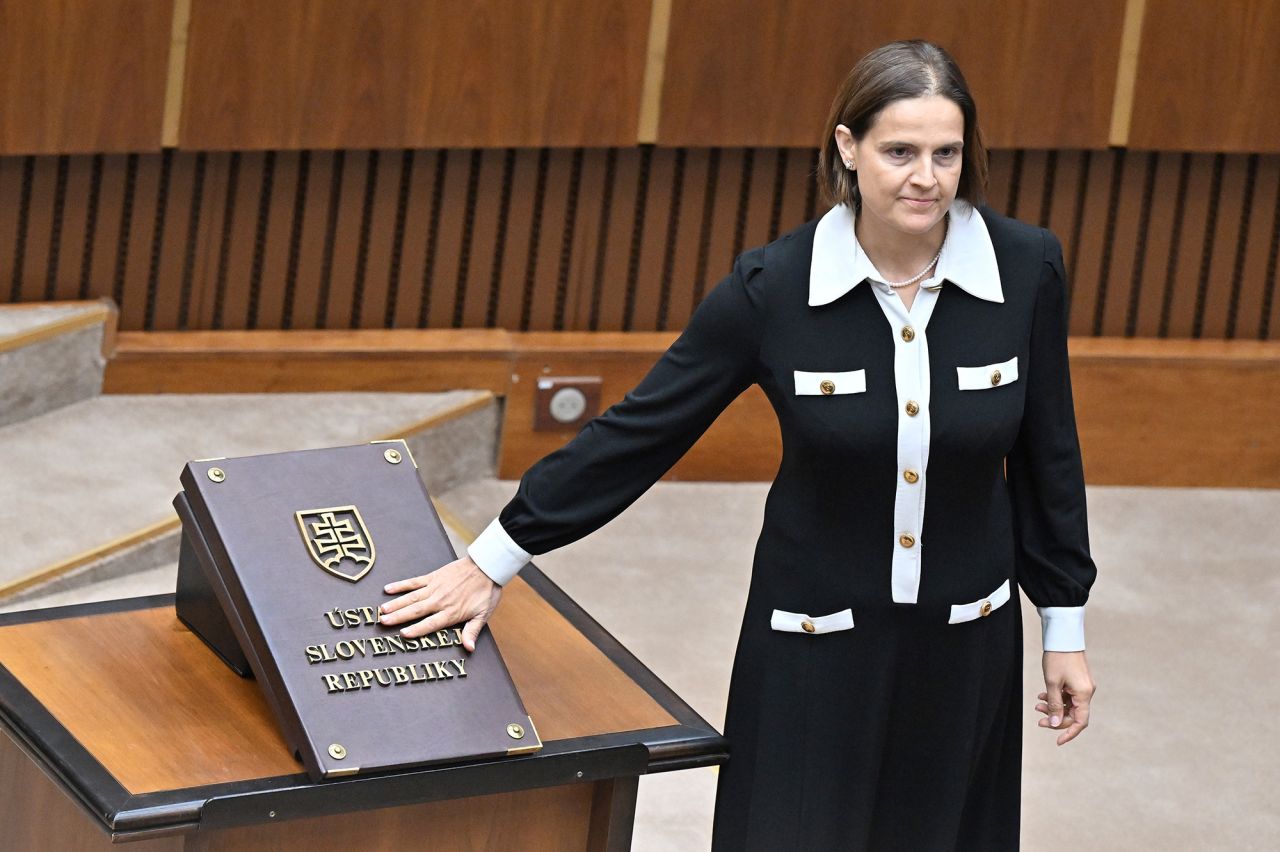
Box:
[0,566,726,850]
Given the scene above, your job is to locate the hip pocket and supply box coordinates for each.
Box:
[770,607,855,634]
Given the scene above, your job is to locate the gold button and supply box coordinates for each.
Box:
[903,469,919,484]
[990,370,1002,386]
[801,620,816,633]
[820,379,836,395]
[980,601,993,617]
[905,400,920,416]
[901,325,915,342]
[898,533,916,548]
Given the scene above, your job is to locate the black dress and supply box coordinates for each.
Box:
[485,204,1097,850]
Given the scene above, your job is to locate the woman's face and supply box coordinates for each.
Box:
[835,95,964,239]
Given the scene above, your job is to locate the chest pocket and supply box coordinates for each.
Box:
[793,369,866,396]
[956,356,1018,390]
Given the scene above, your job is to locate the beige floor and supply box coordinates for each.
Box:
[10,477,1277,850]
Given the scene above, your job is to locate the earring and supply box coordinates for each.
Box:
[844,161,854,170]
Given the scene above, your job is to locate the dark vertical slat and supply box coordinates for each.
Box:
[766,147,787,241]
[217,151,264,331]
[804,148,819,224]
[246,150,278,330]
[19,156,55,303]
[176,152,210,330]
[1263,174,1280,339]
[451,149,483,329]
[1015,151,1048,237]
[1224,154,1259,340]
[1094,148,1137,338]
[9,156,35,302]
[655,147,687,332]
[565,148,610,331]
[1005,149,1025,220]
[593,147,639,331]
[209,151,242,330]
[110,154,142,326]
[1200,154,1248,340]
[1124,152,1161,338]
[1235,156,1280,341]
[149,151,197,332]
[627,145,672,334]
[416,149,451,328]
[495,149,539,331]
[526,148,574,332]
[1068,149,1113,337]
[730,147,755,259]
[309,149,345,328]
[1038,150,1058,229]
[461,148,504,329]
[42,156,70,300]
[253,150,301,332]
[321,149,366,330]
[391,149,436,329]
[779,147,814,235]
[53,155,93,302]
[481,148,517,328]
[142,149,175,330]
[76,154,106,300]
[740,147,776,255]
[84,154,129,308]
[551,147,584,331]
[347,149,381,330]
[281,150,313,330]
[1162,154,1214,338]
[356,148,402,330]
[986,149,1013,217]
[691,147,722,306]
[383,149,416,328]
[663,147,709,332]
[620,145,653,331]
[0,158,25,302]
[703,146,745,299]
[424,147,468,328]
[1044,150,1081,265]
[1190,153,1228,338]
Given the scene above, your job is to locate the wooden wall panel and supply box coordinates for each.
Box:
[657,1,1124,148]
[0,1,172,154]
[179,0,650,150]
[6,147,1280,342]
[1130,1,1280,152]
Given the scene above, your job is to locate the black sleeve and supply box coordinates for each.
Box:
[1006,231,1098,610]
[497,253,766,555]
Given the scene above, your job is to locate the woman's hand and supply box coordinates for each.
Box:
[1036,650,1096,746]
[378,555,502,653]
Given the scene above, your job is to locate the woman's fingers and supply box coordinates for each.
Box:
[378,556,501,647]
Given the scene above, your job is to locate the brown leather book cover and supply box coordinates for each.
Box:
[178,441,540,782]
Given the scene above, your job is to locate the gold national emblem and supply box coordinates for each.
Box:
[295,506,376,582]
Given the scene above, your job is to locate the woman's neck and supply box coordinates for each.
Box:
[855,209,948,284]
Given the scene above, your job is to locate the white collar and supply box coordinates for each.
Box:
[808,201,1003,306]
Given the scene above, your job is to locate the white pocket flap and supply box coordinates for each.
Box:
[793,369,866,396]
[947,579,1012,624]
[956,356,1018,390]
[770,608,855,634]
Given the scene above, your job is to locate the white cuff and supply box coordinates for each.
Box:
[1036,605,1086,652]
[466,518,532,586]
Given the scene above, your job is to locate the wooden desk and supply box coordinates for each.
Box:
[0,568,725,850]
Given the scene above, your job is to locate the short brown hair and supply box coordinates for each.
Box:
[818,40,988,209]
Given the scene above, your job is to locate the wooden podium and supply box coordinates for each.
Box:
[0,567,726,850]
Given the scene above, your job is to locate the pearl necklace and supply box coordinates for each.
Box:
[873,219,949,289]
[881,249,942,289]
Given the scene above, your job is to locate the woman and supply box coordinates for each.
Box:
[380,40,1097,850]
